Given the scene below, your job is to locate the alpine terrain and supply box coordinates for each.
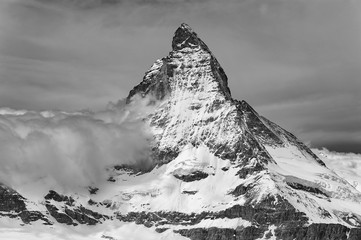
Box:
[1,24,361,240]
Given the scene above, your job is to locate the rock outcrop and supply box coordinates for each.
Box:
[44,190,109,226]
[0,184,51,225]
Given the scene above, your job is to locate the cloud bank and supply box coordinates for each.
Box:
[314,148,361,192]
[0,97,155,194]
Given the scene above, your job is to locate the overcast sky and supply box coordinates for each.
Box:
[0,0,360,153]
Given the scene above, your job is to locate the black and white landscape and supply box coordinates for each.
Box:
[0,1,361,239]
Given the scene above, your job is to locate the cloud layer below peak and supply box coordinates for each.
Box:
[0,97,155,197]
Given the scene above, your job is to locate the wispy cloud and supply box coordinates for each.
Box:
[0,97,155,195]
[314,148,361,191]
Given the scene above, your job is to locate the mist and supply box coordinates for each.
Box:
[0,96,155,195]
[314,148,361,192]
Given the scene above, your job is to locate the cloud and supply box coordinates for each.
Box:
[314,148,361,191]
[34,0,212,9]
[0,96,156,195]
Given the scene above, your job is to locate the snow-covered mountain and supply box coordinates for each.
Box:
[1,24,361,240]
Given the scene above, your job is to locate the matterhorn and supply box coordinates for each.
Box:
[1,24,361,240]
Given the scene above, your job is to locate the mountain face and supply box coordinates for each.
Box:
[1,24,361,240]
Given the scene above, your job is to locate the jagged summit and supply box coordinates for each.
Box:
[127,23,231,103]
[172,23,211,52]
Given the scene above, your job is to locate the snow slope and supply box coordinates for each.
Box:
[314,148,361,193]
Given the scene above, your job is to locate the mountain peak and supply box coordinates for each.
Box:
[127,24,231,102]
[179,23,193,32]
[2,24,361,240]
[172,23,210,52]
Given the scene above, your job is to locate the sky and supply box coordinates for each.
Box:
[0,0,360,153]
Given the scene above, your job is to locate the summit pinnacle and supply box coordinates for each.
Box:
[172,23,210,52]
[127,23,231,102]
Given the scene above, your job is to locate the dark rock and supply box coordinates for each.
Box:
[286,182,329,198]
[46,202,107,226]
[88,199,97,205]
[237,100,283,146]
[175,226,264,240]
[44,190,75,206]
[236,163,265,179]
[78,206,106,220]
[231,184,253,197]
[182,191,198,195]
[107,177,116,182]
[126,58,170,103]
[300,223,348,240]
[155,228,169,233]
[261,117,326,167]
[114,165,138,173]
[209,56,232,100]
[101,235,116,240]
[275,223,353,240]
[88,187,99,195]
[117,195,307,231]
[338,212,361,227]
[64,207,98,225]
[174,221,361,240]
[349,228,361,240]
[113,164,152,175]
[0,184,26,213]
[174,171,209,182]
[45,204,74,225]
[0,184,51,225]
[172,23,210,53]
[151,147,180,165]
[221,167,229,171]
[19,210,52,225]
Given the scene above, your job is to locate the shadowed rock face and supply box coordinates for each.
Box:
[117,196,308,227]
[0,184,26,213]
[117,195,361,239]
[127,23,231,102]
[44,190,109,226]
[0,186,110,226]
[0,184,51,225]
[175,224,361,240]
[172,23,209,52]
[173,171,209,182]
[45,190,75,206]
